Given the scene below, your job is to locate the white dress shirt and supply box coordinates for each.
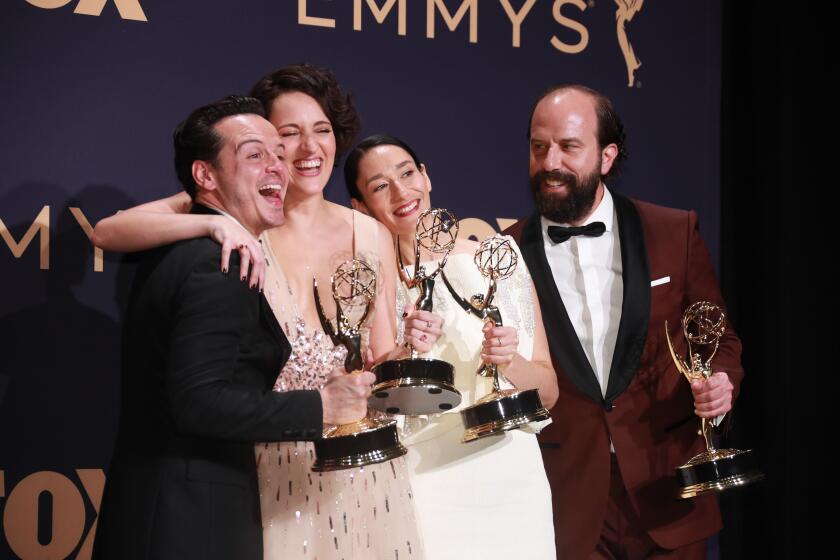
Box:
[541,188,623,397]
[541,190,724,429]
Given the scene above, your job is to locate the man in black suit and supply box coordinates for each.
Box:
[92,96,373,560]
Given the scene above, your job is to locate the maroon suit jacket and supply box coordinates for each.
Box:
[505,192,744,558]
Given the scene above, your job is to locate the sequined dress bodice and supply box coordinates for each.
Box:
[272,318,346,392]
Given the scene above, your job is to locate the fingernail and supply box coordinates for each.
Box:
[222,268,228,275]
[402,311,408,318]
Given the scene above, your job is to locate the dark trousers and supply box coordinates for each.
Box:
[589,455,707,560]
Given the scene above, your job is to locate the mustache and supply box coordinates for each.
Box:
[533,169,577,186]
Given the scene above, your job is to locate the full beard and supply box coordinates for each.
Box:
[529,165,602,224]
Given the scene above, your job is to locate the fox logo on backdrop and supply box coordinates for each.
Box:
[25,0,147,21]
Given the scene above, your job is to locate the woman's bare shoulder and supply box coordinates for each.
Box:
[451,237,479,255]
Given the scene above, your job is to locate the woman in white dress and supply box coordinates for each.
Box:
[343,134,559,559]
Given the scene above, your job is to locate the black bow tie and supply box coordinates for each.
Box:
[547,222,607,244]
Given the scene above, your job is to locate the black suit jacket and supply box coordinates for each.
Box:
[93,208,323,560]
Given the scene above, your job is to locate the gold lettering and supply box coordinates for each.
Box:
[298,0,336,28]
[353,0,406,36]
[499,0,536,48]
[26,0,72,8]
[69,207,104,272]
[74,0,148,22]
[0,205,50,270]
[74,469,106,560]
[426,0,478,44]
[2,471,86,559]
[551,0,588,54]
[459,217,497,242]
[496,218,517,231]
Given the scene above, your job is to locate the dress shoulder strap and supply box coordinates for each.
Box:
[350,209,380,269]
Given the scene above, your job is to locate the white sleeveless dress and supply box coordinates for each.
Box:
[398,237,556,560]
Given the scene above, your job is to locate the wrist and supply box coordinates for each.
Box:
[206,215,223,236]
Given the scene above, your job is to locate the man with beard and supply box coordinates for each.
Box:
[504,85,744,559]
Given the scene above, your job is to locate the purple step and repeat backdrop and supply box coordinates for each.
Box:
[0,1,721,558]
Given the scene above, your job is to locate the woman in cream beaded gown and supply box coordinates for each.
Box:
[343,135,559,559]
[92,67,425,560]
[256,208,421,560]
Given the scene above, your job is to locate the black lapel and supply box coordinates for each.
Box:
[191,204,291,357]
[519,213,604,403]
[190,203,218,217]
[259,293,289,353]
[604,192,650,402]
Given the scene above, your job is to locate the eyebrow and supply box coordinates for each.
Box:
[235,139,264,152]
[560,137,584,146]
[530,136,584,145]
[365,160,413,186]
[277,120,332,129]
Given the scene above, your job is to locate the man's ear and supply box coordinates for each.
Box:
[192,160,217,192]
[350,197,370,216]
[600,144,618,176]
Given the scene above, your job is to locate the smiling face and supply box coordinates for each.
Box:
[351,144,432,237]
[194,113,287,235]
[528,88,617,225]
[267,91,336,197]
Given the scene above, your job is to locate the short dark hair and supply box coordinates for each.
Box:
[173,95,265,198]
[249,64,361,160]
[343,134,423,201]
[527,84,627,180]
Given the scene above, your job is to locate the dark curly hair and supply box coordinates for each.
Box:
[249,64,361,160]
[527,84,628,180]
[173,95,265,198]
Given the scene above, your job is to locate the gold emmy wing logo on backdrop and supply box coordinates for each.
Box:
[614,0,643,87]
[26,0,147,22]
